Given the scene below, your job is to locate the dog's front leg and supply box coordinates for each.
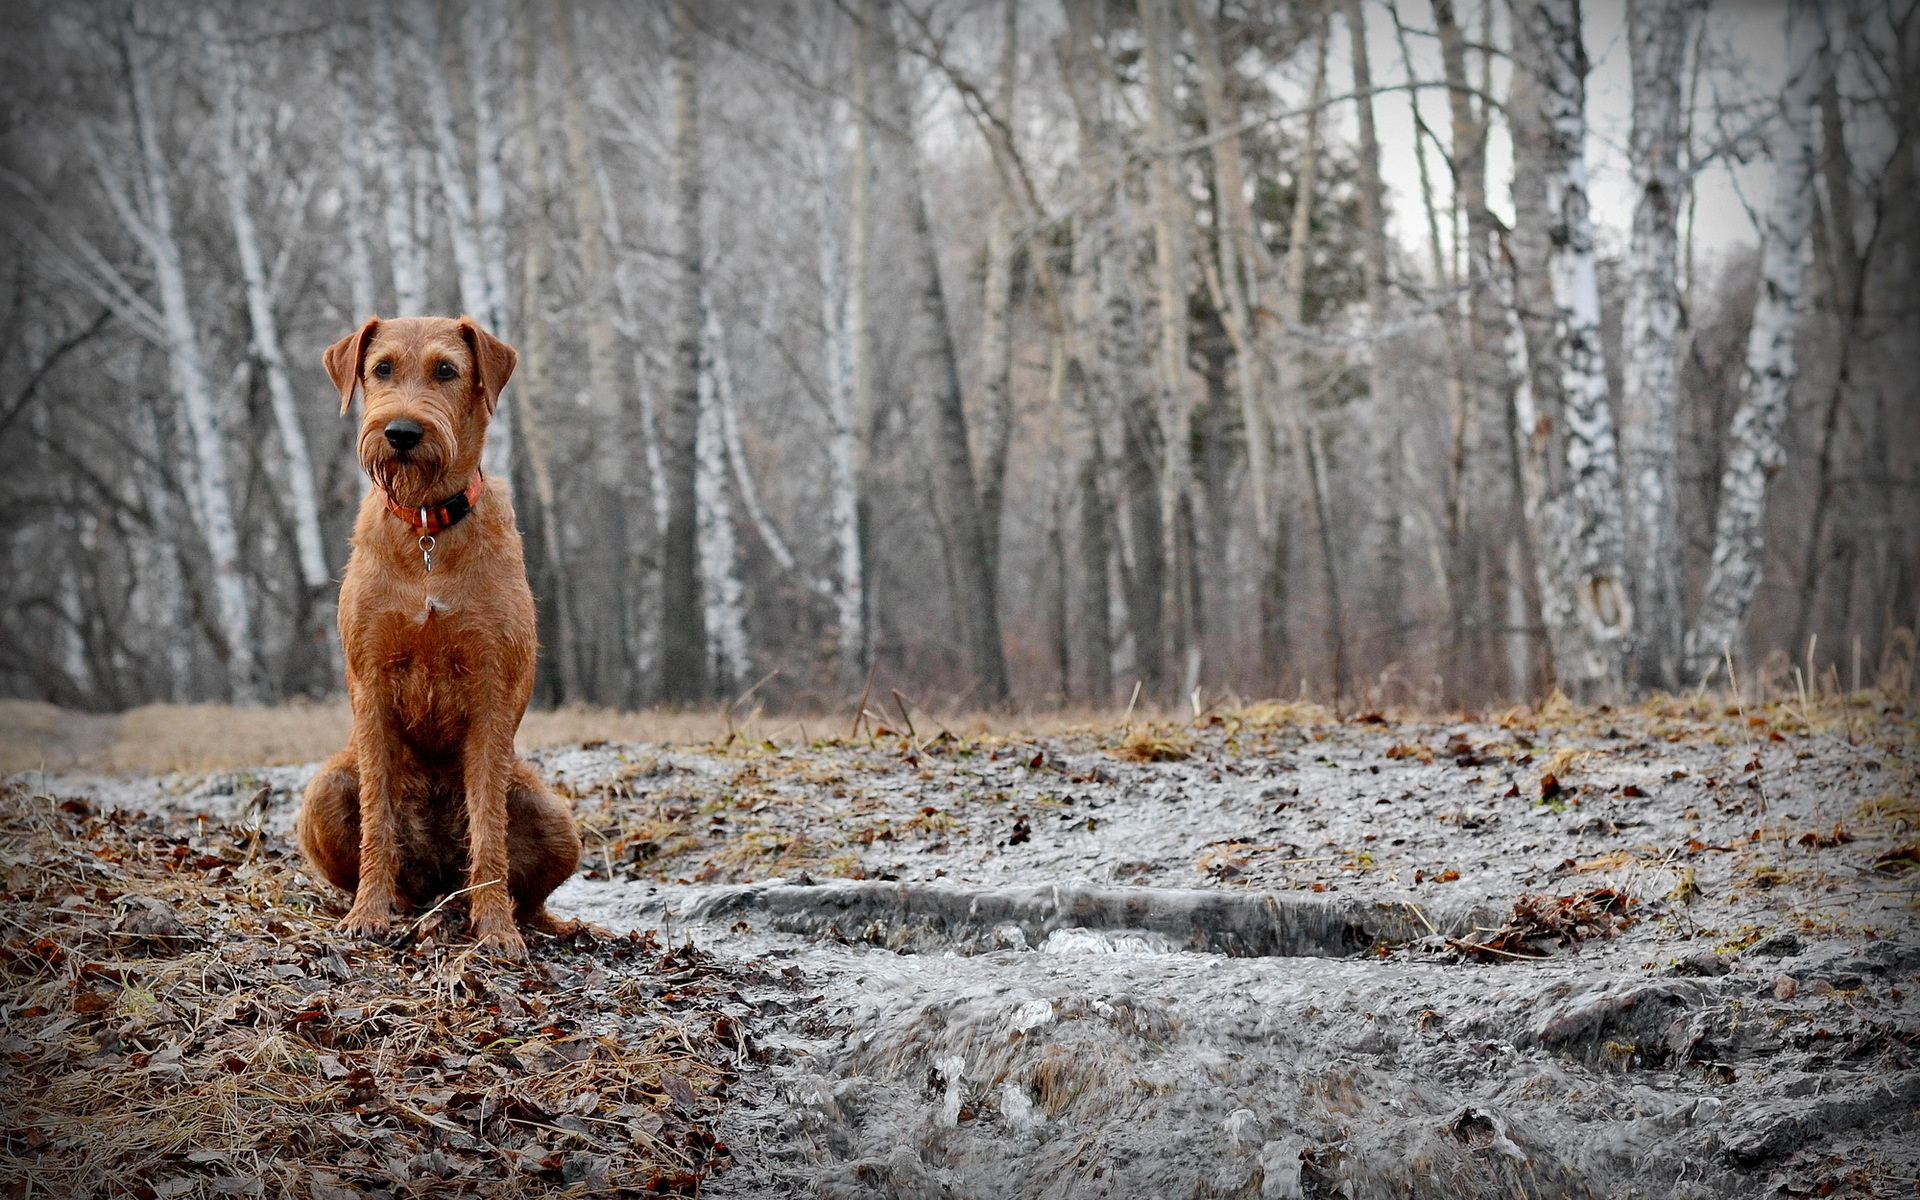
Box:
[340,713,401,939]
[462,729,526,958]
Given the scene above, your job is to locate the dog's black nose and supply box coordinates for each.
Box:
[383,419,423,451]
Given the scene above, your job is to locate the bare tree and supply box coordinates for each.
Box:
[116,15,264,703]
[866,0,1009,704]
[1620,0,1706,692]
[1510,0,1635,700]
[659,0,709,703]
[207,16,337,682]
[1140,0,1201,697]
[1687,0,1830,683]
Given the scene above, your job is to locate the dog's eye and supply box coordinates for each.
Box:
[372,361,392,378]
[435,362,458,381]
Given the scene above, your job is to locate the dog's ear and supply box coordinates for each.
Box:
[456,317,517,415]
[323,318,381,415]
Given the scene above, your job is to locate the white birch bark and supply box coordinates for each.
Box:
[209,29,329,594]
[709,295,812,584]
[1685,0,1828,683]
[1620,0,1704,692]
[840,8,876,693]
[1515,0,1635,699]
[368,0,429,316]
[408,0,513,480]
[1343,0,1404,651]
[119,17,265,704]
[334,62,379,322]
[697,304,749,694]
[818,117,868,689]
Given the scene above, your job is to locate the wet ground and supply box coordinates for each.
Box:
[32,696,1920,1198]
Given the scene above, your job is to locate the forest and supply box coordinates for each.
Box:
[1,0,1914,715]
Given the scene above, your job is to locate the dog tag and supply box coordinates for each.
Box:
[418,534,436,573]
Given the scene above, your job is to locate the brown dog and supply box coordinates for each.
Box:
[297,315,580,957]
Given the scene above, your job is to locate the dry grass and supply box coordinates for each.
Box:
[0,700,1205,776]
[0,783,746,1198]
[3,682,1909,778]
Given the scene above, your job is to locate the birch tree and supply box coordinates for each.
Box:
[1432,0,1523,700]
[1343,0,1404,657]
[1139,0,1200,696]
[207,19,337,680]
[974,0,1019,581]
[816,113,869,690]
[659,0,710,703]
[114,16,265,704]
[1273,27,1351,699]
[513,0,583,701]
[367,0,429,316]
[698,305,749,693]
[1178,0,1276,674]
[408,0,514,479]
[1620,0,1705,692]
[866,0,1009,704]
[1686,0,1830,684]
[1511,0,1635,699]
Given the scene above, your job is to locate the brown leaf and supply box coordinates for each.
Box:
[659,1070,696,1110]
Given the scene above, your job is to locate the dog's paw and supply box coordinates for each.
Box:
[524,909,603,939]
[473,924,528,960]
[339,903,395,941]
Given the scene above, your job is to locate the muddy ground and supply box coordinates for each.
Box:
[19,694,1920,1198]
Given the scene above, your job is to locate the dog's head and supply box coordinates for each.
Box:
[324,316,516,507]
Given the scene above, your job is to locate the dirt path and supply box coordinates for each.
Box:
[20,696,1920,1198]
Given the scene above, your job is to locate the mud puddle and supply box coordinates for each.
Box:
[554,871,1916,1199]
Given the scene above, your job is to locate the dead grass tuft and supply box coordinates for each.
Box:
[0,784,749,1198]
[1110,724,1194,763]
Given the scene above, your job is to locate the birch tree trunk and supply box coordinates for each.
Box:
[1273,27,1351,700]
[867,0,1009,704]
[1343,0,1403,664]
[369,0,428,315]
[408,0,513,480]
[118,18,265,704]
[977,215,1016,581]
[209,30,341,687]
[1432,0,1524,702]
[1177,0,1274,676]
[513,0,583,702]
[1512,0,1635,701]
[697,304,749,694]
[209,36,329,599]
[1619,0,1703,692]
[974,0,1018,581]
[1686,0,1830,683]
[556,0,632,703]
[659,0,709,703]
[1791,57,1868,669]
[832,7,877,694]
[1139,0,1200,697]
[334,52,380,321]
[1061,0,1164,696]
[817,113,869,690]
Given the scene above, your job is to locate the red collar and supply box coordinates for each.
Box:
[382,472,484,534]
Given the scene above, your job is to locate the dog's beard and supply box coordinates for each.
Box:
[360,432,449,507]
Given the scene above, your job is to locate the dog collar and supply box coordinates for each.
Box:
[382,472,484,535]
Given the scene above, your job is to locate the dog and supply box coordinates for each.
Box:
[296,315,580,958]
